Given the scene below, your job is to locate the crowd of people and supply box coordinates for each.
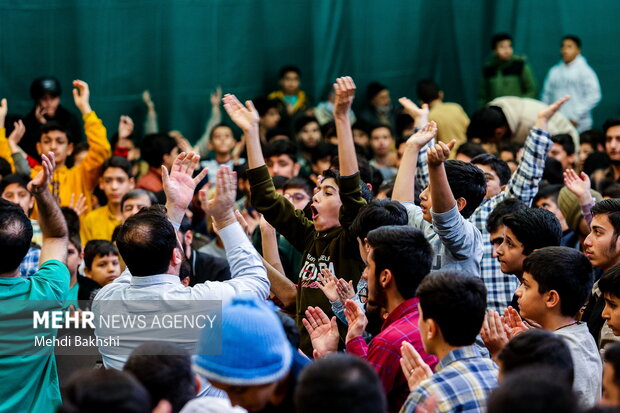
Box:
[1,31,619,413]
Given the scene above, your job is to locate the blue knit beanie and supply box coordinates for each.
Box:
[193,295,293,386]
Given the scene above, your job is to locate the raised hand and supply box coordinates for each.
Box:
[336,278,356,302]
[72,80,92,114]
[240,209,260,236]
[223,94,259,132]
[68,193,88,217]
[564,168,592,205]
[199,165,237,226]
[0,98,7,127]
[399,97,429,127]
[316,269,340,302]
[169,130,193,154]
[28,153,56,194]
[427,139,456,167]
[480,309,509,359]
[344,299,368,343]
[210,86,222,108]
[7,120,26,152]
[302,306,339,358]
[142,90,155,111]
[118,116,134,141]
[35,104,47,124]
[333,76,356,118]
[162,152,208,222]
[536,95,570,129]
[406,120,437,150]
[503,306,528,339]
[400,341,433,391]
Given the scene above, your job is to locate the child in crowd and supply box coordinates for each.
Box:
[83,240,122,287]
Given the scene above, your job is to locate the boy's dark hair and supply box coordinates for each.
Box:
[367,226,432,299]
[350,200,408,241]
[498,329,574,386]
[467,106,509,141]
[487,198,527,233]
[603,118,620,136]
[369,124,393,139]
[124,343,196,412]
[542,157,564,185]
[0,173,31,195]
[395,113,414,139]
[68,232,82,253]
[532,183,563,208]
[61,206,81,237]
[580,129,604,149]
[294,353,386,413]
[272,175,288,190]
[416,79,441,105]
[456,141,487,160]
[140,133,177,168]
[502,208,562,255]
[266,127,291,142]
[283,177,313,198]
[310,142,337,164]
[551,134,575,156]
[366,82,387,101]
[279,65,300,79]
[599,263,620,298]
[294,116,320,134]
[84,240,119,270]
[58,369,150,413]
[603,184,620,199]
[498,142,520,159]
[592,199,620,241]
[471,153,511,186]
[121,189,158,210]
[487,368,577,413]
[491,32,512,49]
[0,199,33,274]
[253,96,279,117]
[417,272,487,346]
[116,206,178,277]
[523,247,593,317]
[102,156,134,179]
[562,35,581,49]
[264,139,298,163]
[444,160,487,218]
[40,120,72,142]
[0,158,11,178]
[352,119,371,137]
[604,342,620,390]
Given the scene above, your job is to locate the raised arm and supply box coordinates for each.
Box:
[223,94,262,168]
[259,215,296,308]
[28,153,68,264]
[162,152,208,225]
[333,77,358,176]
[392,121,437,203]
[427,139,457,213]
[142,90,159,134]
[194,87,223,158]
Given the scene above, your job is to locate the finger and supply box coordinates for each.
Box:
[193,167,209,186]
[301,318,314,334]
[400,349,415,375]
[69,193,75,206]
[315,306,331,326]
[316,271,326,287]
[161,165,170,190]
[447,139,457,151]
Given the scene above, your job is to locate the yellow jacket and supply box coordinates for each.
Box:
[0,128,15,172]
[30,111,111,213]
[80,204,122,244]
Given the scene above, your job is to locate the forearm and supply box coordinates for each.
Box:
[392,144,419,202]
[144,109,159,134]
[245,125,265,169]
[34,189,68,239]
[261,257,296,308]
[260,227,286,276]
[335,114,358,176]
[429,164,456,213]
[12,152,30,176]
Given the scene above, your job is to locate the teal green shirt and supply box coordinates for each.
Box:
[65,282,79,310]
[0,260,70,412]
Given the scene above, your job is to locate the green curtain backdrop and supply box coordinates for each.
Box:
[1,0,618,142]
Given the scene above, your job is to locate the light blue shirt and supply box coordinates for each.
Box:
[542,54,601,132]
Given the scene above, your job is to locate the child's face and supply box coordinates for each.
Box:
[66,242,83,278]
[514,272,547,324]
[2,183,34,215]
[38,93,60,118]
[602,293,620,337]
[370,127,394,157]
[86,253,121,286]
[548,143,574,170]
[211,126,236,155]
[584,214,620,272]
[283,187,311,211]
[419,186,433,223]
[311,157,332,177]
[474,163,503,199]
[535,197,566,230]
[353,129,369,148]
[261,108,281,130]
[310,177,342,231]
[561,39,580,64]
[496,226,526,276]
[578,143,594,167]
[280,71,300,95]
[297,121,321,148]
[494,39,513,61]
[99,167,134,206]
[37,130,73,166]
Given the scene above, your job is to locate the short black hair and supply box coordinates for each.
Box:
[0,158,12,179]
[467,106,509,141]
[367,226,432,299]
[121,189,158,211]
[551,134,575,156]
[444,160,487,218]
[102,156,134,179]
[294,353,386,413]
[264,139,298,163]
[369,124,393,139]
[283,177,313,198]
[253,97,279,117]
[491,33,512,49]
[58,369,151,413]
[523,247,593,317]
[0,198,33,273]
[61,206,81,238]
[562,35,582,49]
[352,119,371,137]
[532,183,563,208]
[604,342,620,390]
[471,153,511,186]
[395,113,414,139]
[279,65,300,79]
[124,343,195,412]
[599,263,620,299]
[366,82,387,101]
[140,133,177,168]
[580,128,604,149]
[266,127,291,142]
[592,199,620,242]
[456,141,487,160]
[310,142,337,164]
[487,368,577,413]
[116,206,178,277]
[542,157,564,185]
[350,200,408,240]
[417,79,441,104]
[603,184,620,199]
[294,116,320,134]
[502,208,562,255]
[40,120,72,143]
[486,198,527,234]
[498,329,574,386]
[603,118,620,136]
[0,173,31,195]
[498,142,520,160]
[417,272,487,346]
[84,240,119,270]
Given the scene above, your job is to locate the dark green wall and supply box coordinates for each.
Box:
[1,0,618,142]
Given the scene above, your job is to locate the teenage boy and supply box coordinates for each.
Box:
[81,156,135,243]
[392,122,486,276]
[548,134,576,170]
[32,80,111,213]
[83,240,122,287]
[136,133,179,193]
[225,77,366,356]
[264,139,301,179]
[599,264,620,338]
[400,273,498,412]
[513,246,600,408]
[305,226,436,413]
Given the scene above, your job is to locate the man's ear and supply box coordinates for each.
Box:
[427,318,438,341]
[455,197,467,212]
[36,141,42,155]
[545,290,561,310]
[500,184,507,192]
[184,230,193,248]
[128,177,135,190]
[99,177,105,191]
[294,162,301,177]
[84,267,92,279]
[381,269,392,289]
[171,247,183,267]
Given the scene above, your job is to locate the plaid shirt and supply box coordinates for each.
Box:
[400,345,498,413]
[468,128,551,312]
[20,247,40,278]
[347,297,438,413]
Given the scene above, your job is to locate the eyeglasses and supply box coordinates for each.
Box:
[284,193,309,202]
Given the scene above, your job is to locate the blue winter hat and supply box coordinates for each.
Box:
[193,295,293,386]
